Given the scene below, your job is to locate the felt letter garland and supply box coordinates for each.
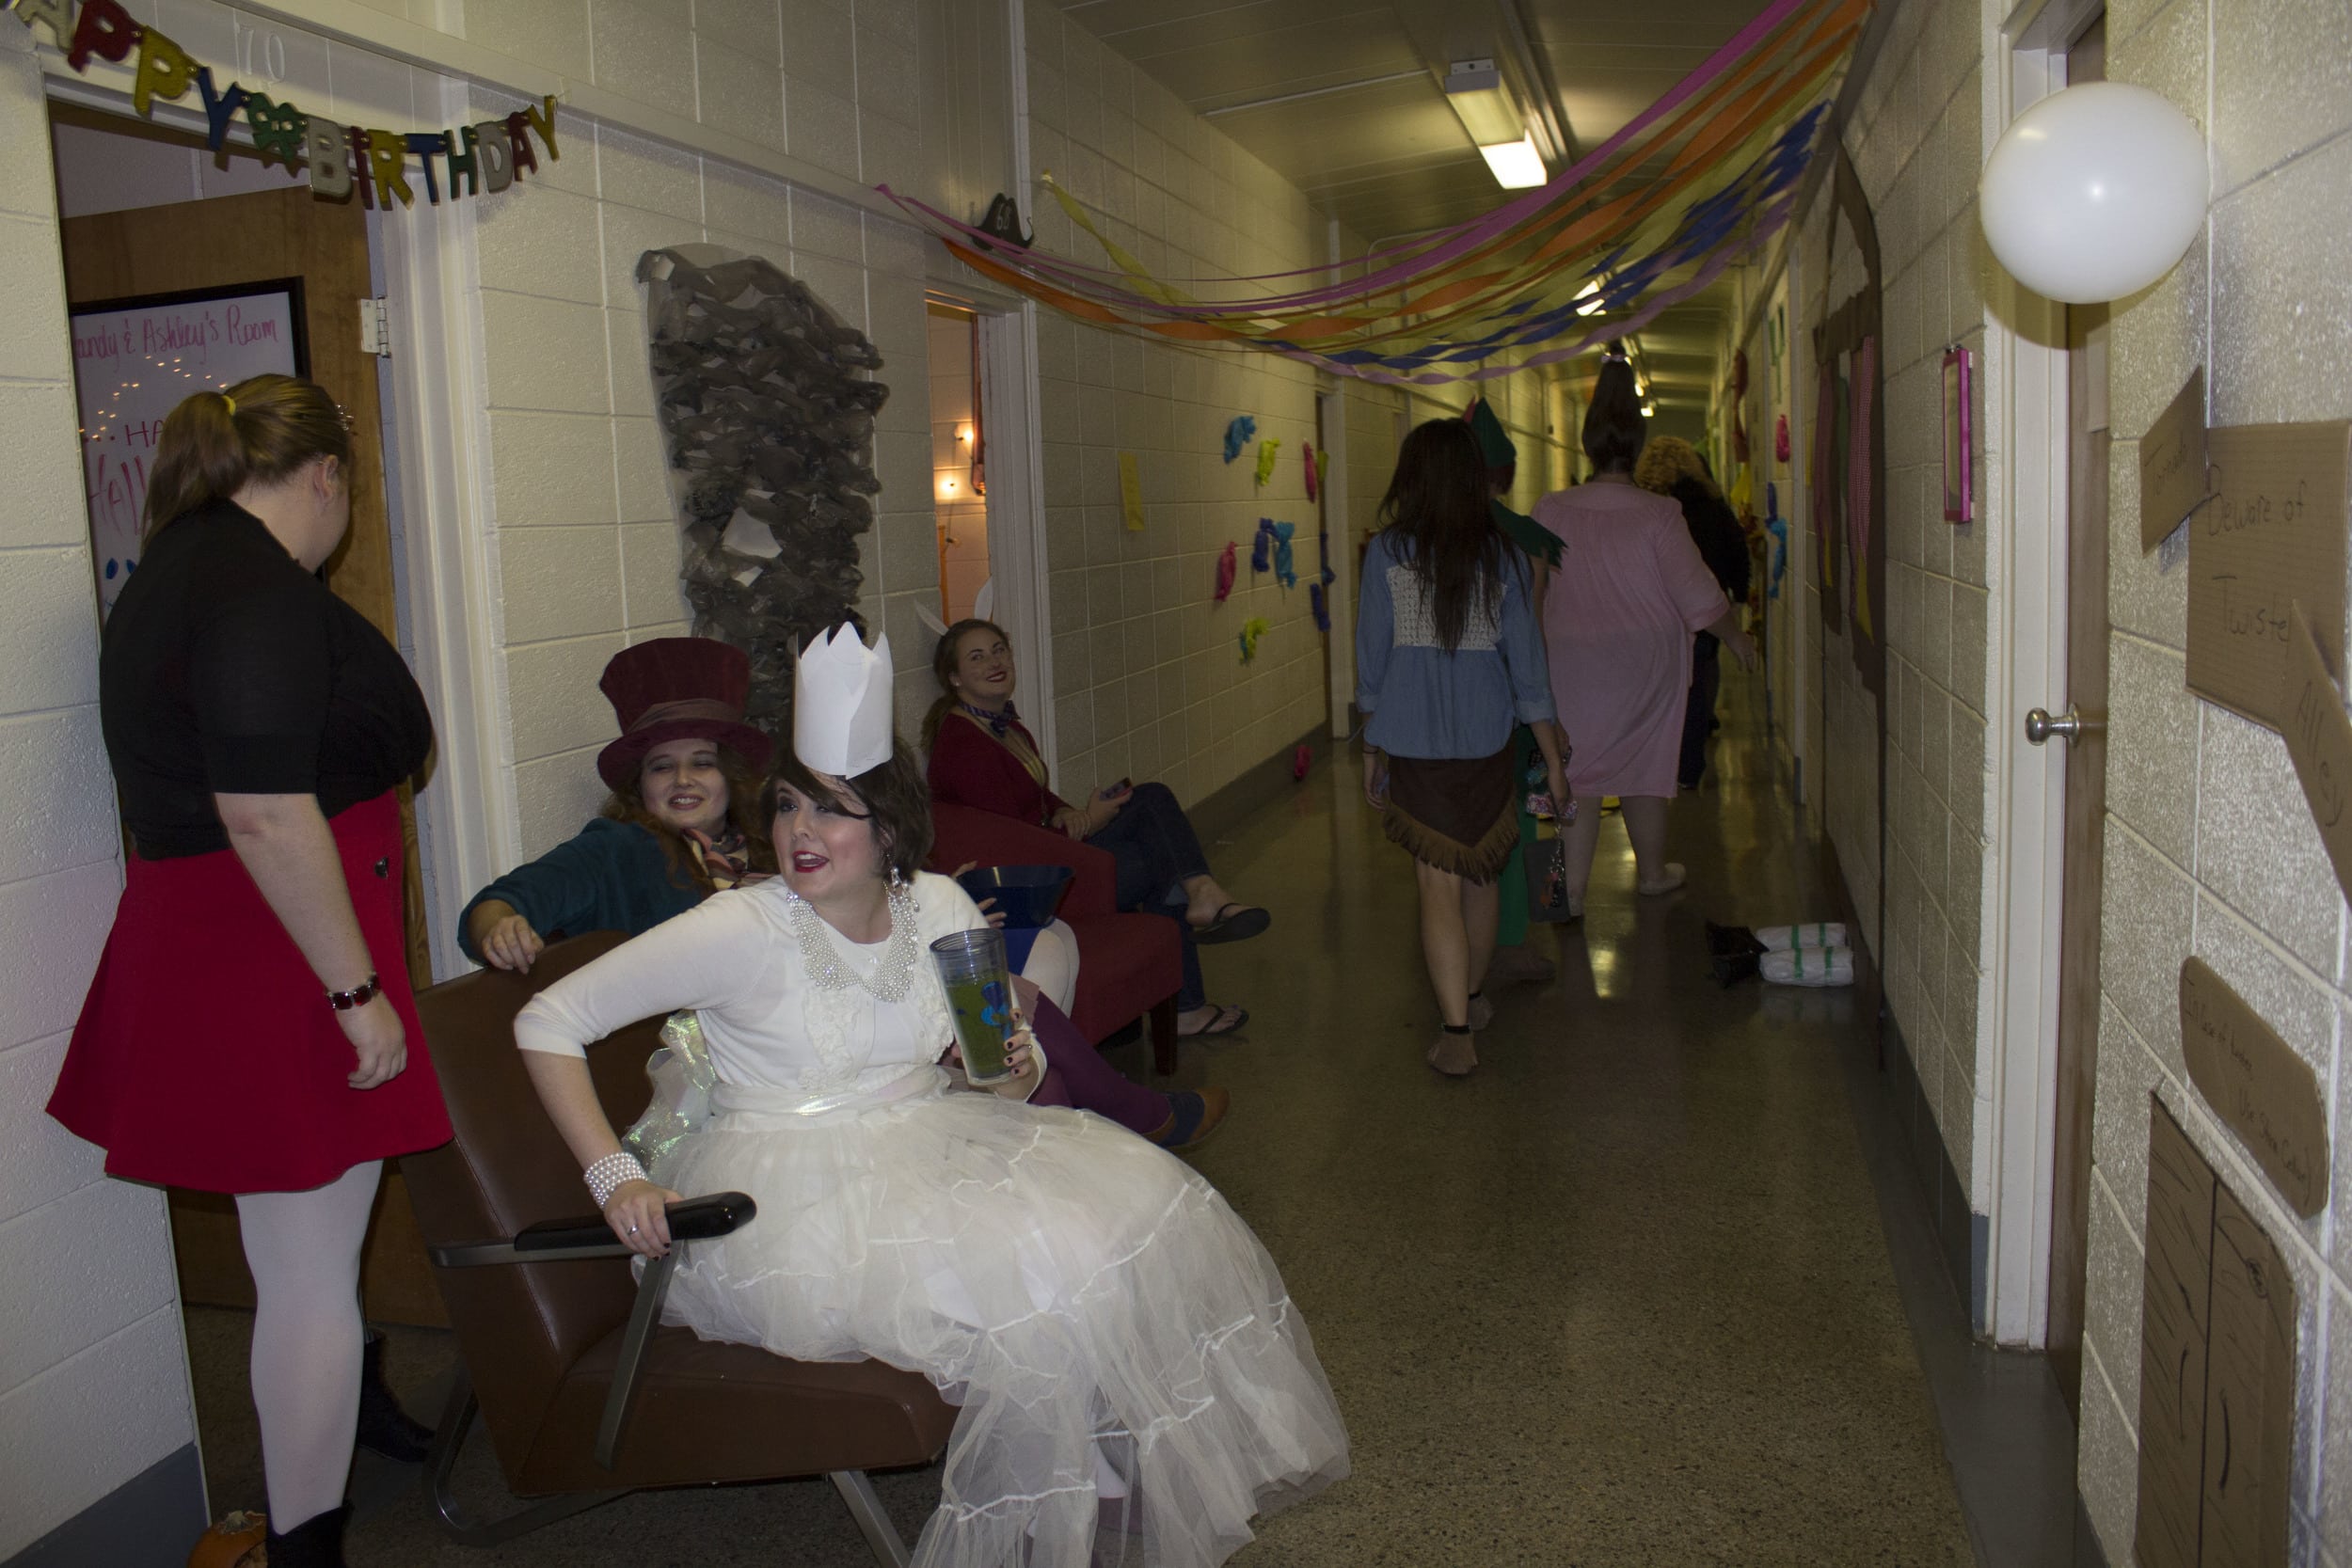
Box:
[7,1,562,212]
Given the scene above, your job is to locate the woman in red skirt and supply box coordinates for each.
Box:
[46,374,447,1568]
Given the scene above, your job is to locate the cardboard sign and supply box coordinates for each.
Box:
[2178,958,2329,1215]
[2185,421,2352,730]
[2141,367,2212,549]
[2137,1096,2298,1568]
[2136,1099,2215,1568]
[2280,601,2352,907]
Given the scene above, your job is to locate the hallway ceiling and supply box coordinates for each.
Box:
[1057,0,1788,416]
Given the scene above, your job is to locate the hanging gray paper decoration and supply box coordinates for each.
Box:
[637,244,889,732]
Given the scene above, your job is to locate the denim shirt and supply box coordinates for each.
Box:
[1354,530,1555,760]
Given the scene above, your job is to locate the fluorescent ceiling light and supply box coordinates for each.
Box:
[1573,280,1604,316]
[1641,402,1657,418]
[1443,59,1524,145]
[1479,137,1548,189]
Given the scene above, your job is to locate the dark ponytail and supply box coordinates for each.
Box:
[145,372,353,536]
[1581,341,1646,475]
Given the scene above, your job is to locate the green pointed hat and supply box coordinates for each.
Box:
[1466,398,1517,472]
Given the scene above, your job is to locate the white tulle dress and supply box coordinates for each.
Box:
[515,872,1348,1566]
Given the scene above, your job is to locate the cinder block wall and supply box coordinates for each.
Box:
[1792,0,1998,1273]
[2075,1,2352,1556]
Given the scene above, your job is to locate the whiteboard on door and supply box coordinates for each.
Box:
[70,279,309,617]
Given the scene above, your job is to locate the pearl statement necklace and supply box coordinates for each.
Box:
[786,882,921,1002]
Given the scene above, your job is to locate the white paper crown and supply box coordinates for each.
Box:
[794,625,895,777]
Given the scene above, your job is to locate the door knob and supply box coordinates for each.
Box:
[2024,707,2097,745]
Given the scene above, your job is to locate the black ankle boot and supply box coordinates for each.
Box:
[265,1504,349,1568]
[356,1327,435,1463]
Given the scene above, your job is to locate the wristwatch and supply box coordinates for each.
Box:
[326,974,381,1012]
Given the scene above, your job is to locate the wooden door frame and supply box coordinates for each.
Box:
[1982,0,2106,1346]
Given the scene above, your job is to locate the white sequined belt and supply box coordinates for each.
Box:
[709,1065,943,1118]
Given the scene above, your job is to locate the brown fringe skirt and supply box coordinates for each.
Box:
[1383,746,1518,882]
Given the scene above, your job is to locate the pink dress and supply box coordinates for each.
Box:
[1534,480,1729,799]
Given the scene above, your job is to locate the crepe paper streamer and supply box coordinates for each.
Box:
[889,20,1852,389]
[1250,518,1276,575]
[1238,617,1270,664]
[1118,451,1145,531]
[1214,542,1237,603]
[1272,521,1297,589]
[1310,582,1330,631]
[1222,416,1256,463]
[1302,441,1319,501]
[1254,438,1281,488]
[875,0,1851,368]
[6,2,563,212]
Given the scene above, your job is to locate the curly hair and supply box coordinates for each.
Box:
[1634,436,1715,499]
[597,741,776,895]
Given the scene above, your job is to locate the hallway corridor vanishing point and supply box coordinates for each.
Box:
[189,673,1977,1565]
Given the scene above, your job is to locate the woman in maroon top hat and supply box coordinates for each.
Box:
[46,374,447,1568]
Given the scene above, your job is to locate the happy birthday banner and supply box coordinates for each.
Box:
[8,0,558,207]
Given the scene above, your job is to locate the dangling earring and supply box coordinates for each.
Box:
[887,864,905,891]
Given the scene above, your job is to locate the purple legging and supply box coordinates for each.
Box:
[1021,990,1168,1137]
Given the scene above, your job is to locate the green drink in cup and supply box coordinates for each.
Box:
[930,928,1017,1086]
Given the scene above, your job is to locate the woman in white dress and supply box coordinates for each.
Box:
[514,628,1347,1567]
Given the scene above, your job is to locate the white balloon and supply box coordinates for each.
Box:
[1979,82,2208,304]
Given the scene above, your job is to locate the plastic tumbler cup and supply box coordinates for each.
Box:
[930,928,1016,1086]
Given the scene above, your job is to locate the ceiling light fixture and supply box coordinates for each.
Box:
[1641,402,1657,419]
[1444,59,1549,190]
[1479,137,1549,190]
[1572,279,1604,317]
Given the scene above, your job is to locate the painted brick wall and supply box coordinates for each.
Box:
[1796,0,1997,1226]
[0,26,198,1557]
[1023,7,1341,805]
[2075,0,2352,1557]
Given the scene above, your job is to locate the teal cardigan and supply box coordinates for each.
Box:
[456,817,704,964]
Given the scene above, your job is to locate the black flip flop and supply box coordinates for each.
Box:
[1178,1004,1248,1038]
[1191,903,1270,944]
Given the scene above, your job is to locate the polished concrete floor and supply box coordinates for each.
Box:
[184,679,1980,1565]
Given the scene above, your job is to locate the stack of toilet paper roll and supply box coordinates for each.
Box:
[1754,923,1853,988]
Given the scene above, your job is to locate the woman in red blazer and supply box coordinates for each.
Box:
[924,620,1263,1038]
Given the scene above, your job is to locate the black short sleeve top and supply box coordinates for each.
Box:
[101,499,434,858]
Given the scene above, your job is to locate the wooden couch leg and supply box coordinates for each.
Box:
[1151,997,1178,1077]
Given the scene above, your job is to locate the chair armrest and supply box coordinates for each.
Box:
[429,1192,756,1267]
[930,802,1118,919]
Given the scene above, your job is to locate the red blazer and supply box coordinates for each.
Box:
[927,709,1069,828]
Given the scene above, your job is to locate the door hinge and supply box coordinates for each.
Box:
[359,297,390,357]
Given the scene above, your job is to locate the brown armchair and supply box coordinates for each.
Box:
[401,930,956,1563]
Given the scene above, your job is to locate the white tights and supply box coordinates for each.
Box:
[235,1160,380,1531]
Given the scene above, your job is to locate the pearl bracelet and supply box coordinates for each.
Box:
[584,1150,648,1209]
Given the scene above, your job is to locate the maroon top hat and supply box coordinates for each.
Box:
[596,637,773,793]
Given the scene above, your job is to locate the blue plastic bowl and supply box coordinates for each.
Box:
[956,864,1074,929]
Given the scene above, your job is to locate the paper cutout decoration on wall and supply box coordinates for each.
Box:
[1222,416,1256,463]
[1238,616,1269,663]
[1318,530,1336,587]
[1774,413,1791,464]
[1214,542,1237,603]
[1293,743,1311,780]
[1310,582,1329,630]
[1118,451,1145,531]
[1254,438,1281,488]
[8,3,561,210]
[1303,440,1319,500]
[1272,521,1296,588]
[1250,518,1275,575]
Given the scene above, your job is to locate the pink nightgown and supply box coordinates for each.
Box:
[1534,479,1730,800]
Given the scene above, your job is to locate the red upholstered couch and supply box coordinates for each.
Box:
[927,802,1184,1075]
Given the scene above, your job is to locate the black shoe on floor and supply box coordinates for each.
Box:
[358,1327,435,1463]
[266,1504,350,1568]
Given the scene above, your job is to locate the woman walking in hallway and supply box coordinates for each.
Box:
[1634,436,1752,791]
[1357,419,1567,1077]
[46,375,448,1568]
[1534,348,1755,913]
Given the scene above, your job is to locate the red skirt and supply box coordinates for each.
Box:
[47,791,452,1194]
